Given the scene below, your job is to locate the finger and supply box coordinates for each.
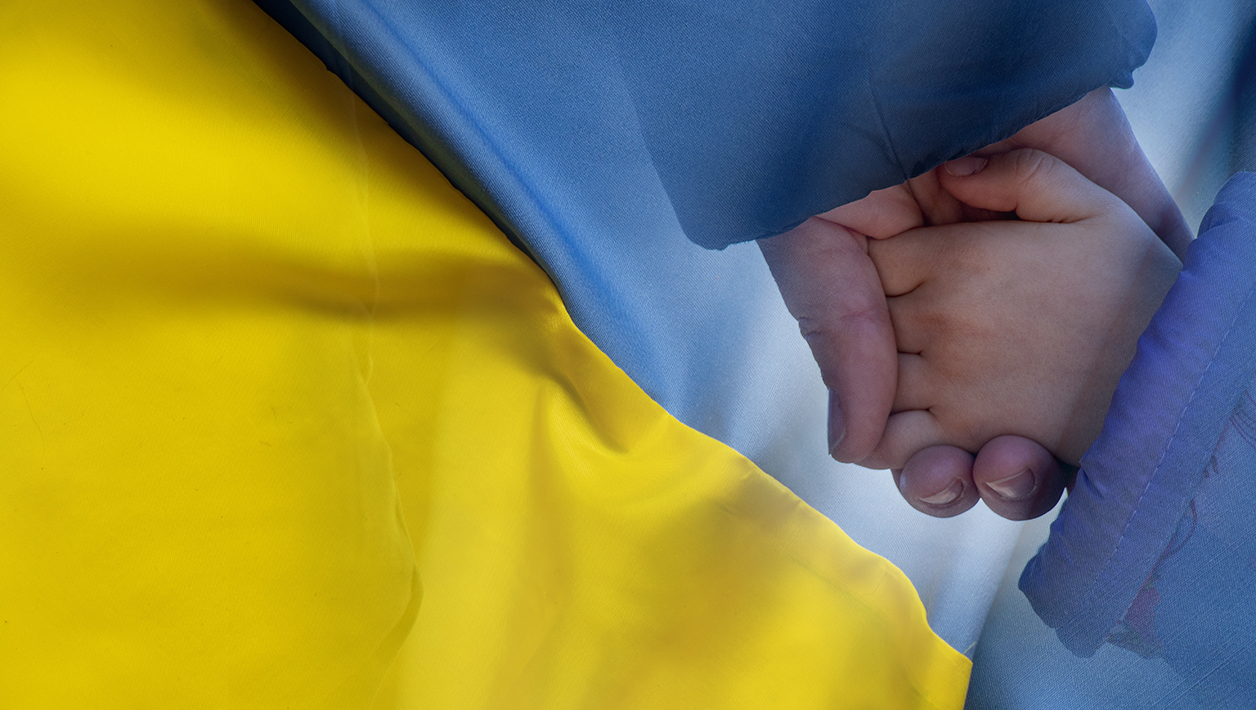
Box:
[894,446,980,518]
[758,218,896,463]
[938,148,1122,224]
[823,169,999,235]
[1118,158,1193,260]
[1065,89,1193,256]
[891,353,934,413]
[866,227,948,297]
[817,183,924,239]
[972,435,1076,520]
[977,88,1192,258]
[884,290,932,354]
[859,408,948,471]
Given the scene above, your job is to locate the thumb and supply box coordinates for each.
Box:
[938,148,1121,224]
[759,217,897,463]
[972,435,1074,521]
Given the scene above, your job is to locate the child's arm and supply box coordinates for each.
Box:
[864,149,1181,516]
[1023,173,1256,681]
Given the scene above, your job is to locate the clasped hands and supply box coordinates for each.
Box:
[760,89,1190,520]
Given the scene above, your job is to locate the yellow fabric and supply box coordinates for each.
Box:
[0,1,970,708]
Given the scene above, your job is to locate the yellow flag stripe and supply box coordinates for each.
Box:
[0,1,970,707]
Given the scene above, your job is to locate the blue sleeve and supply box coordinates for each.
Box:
[252,0,1155,251]
[1020,173,1256,703]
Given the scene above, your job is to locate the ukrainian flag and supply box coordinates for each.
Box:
[0,1,971,707]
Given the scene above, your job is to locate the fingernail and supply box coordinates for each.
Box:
[986,468,1036,501]
[944,156,988,176]
[827,388,846,456]
[919,480,964,507]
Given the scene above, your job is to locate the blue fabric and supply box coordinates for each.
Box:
[968,5,1256,705]
[258,0,1154,250]
[251,0,1163,659]
[1150,381,1256,705]
[247,0,1159,470]
[1021,172,1256,658]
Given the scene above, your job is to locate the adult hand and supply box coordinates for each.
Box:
[976,88,1192,259]
[758,217,895,463]
[759,87,1189,520]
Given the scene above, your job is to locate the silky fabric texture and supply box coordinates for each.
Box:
[257,0,1155,452]
[267,0,1155,250]
[0,1,971,707]
[253,5,1040,657]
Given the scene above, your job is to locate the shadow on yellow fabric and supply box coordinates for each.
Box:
[0,1,969,707]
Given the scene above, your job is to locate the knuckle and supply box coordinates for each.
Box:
[796,315,825,343]
[838,294,890,329]
[1012,148,1053,185]
[856,444,896,471]
[796,297,887,347]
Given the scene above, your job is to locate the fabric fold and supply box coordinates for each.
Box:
[1021,172,1256,657]
[0,1,973,706]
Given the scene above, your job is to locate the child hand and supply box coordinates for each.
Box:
[865,149,1181,481]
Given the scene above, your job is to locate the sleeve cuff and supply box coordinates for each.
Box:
[1019,172,1256,656]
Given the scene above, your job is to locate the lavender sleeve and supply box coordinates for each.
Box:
[1020,172,1256,702]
